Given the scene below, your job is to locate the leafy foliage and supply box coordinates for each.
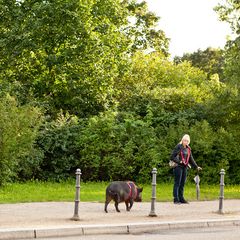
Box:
[77,111,161,182]
[0,95,42,185]
[0,0,169,118]
[0,0,240,186]
[174,48,225,81]
[36,112,82,181]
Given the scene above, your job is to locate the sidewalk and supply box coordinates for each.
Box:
[0,200,240,239]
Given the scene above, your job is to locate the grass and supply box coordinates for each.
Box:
[0,181,240,204]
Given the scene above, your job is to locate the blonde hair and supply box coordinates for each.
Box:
[179,134,190,145]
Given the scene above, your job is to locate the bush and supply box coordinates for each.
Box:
[36,112,82,181]
[0,95,42,185]
[32,110,240,185]
[77,111,160,182]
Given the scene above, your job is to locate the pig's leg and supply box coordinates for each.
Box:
[114,194,121,212]
[104,195,112,213]
[125,201,130,211]
[129,199,134,210]
[114,201,120,212]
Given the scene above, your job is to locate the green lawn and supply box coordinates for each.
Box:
[0,181,239,203]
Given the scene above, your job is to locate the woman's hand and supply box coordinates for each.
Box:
[197,166,202,171]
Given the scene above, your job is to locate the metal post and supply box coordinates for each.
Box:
[71,168,81,221]
[149,168,157,217]
[194,175,200,201]
[218,169,225,214]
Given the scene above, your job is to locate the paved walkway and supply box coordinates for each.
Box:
[0,200,240,239]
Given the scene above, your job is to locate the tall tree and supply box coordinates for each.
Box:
[215,0,240,86]
[0,0,169,118]
[174,48,225,81]
[125,1,169,55]
[212,0,240,126]
[0,0,129,117]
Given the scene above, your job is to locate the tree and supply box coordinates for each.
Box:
[174,48,225,81]
[0,0,169,118]
[211,0,240,128]
[0,0,130,117]
[215,0,240,33]
[215,0,240,86]
[115,51,218,119]
[125,1,169,55]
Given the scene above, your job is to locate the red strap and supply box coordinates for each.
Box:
[127,182,137,199]
[180,147,191,166]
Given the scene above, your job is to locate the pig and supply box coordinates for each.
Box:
[104,181,143,213]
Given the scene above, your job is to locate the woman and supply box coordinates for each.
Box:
[170,134,202,204]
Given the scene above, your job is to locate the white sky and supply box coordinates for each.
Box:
[144,0,232,57]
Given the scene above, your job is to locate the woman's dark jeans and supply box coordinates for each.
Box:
[173,166,188,202]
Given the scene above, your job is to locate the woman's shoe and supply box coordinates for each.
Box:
[173,200,181,204]
[180,199,189,204]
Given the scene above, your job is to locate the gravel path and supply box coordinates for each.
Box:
[0,200,239,229]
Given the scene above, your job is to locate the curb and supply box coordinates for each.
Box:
[0,218,240,240]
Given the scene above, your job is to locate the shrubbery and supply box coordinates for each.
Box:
[28,110,240,184]
[1,52,240,185]
[0,95,42,185]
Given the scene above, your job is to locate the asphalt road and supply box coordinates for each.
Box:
[33,226,240,240]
